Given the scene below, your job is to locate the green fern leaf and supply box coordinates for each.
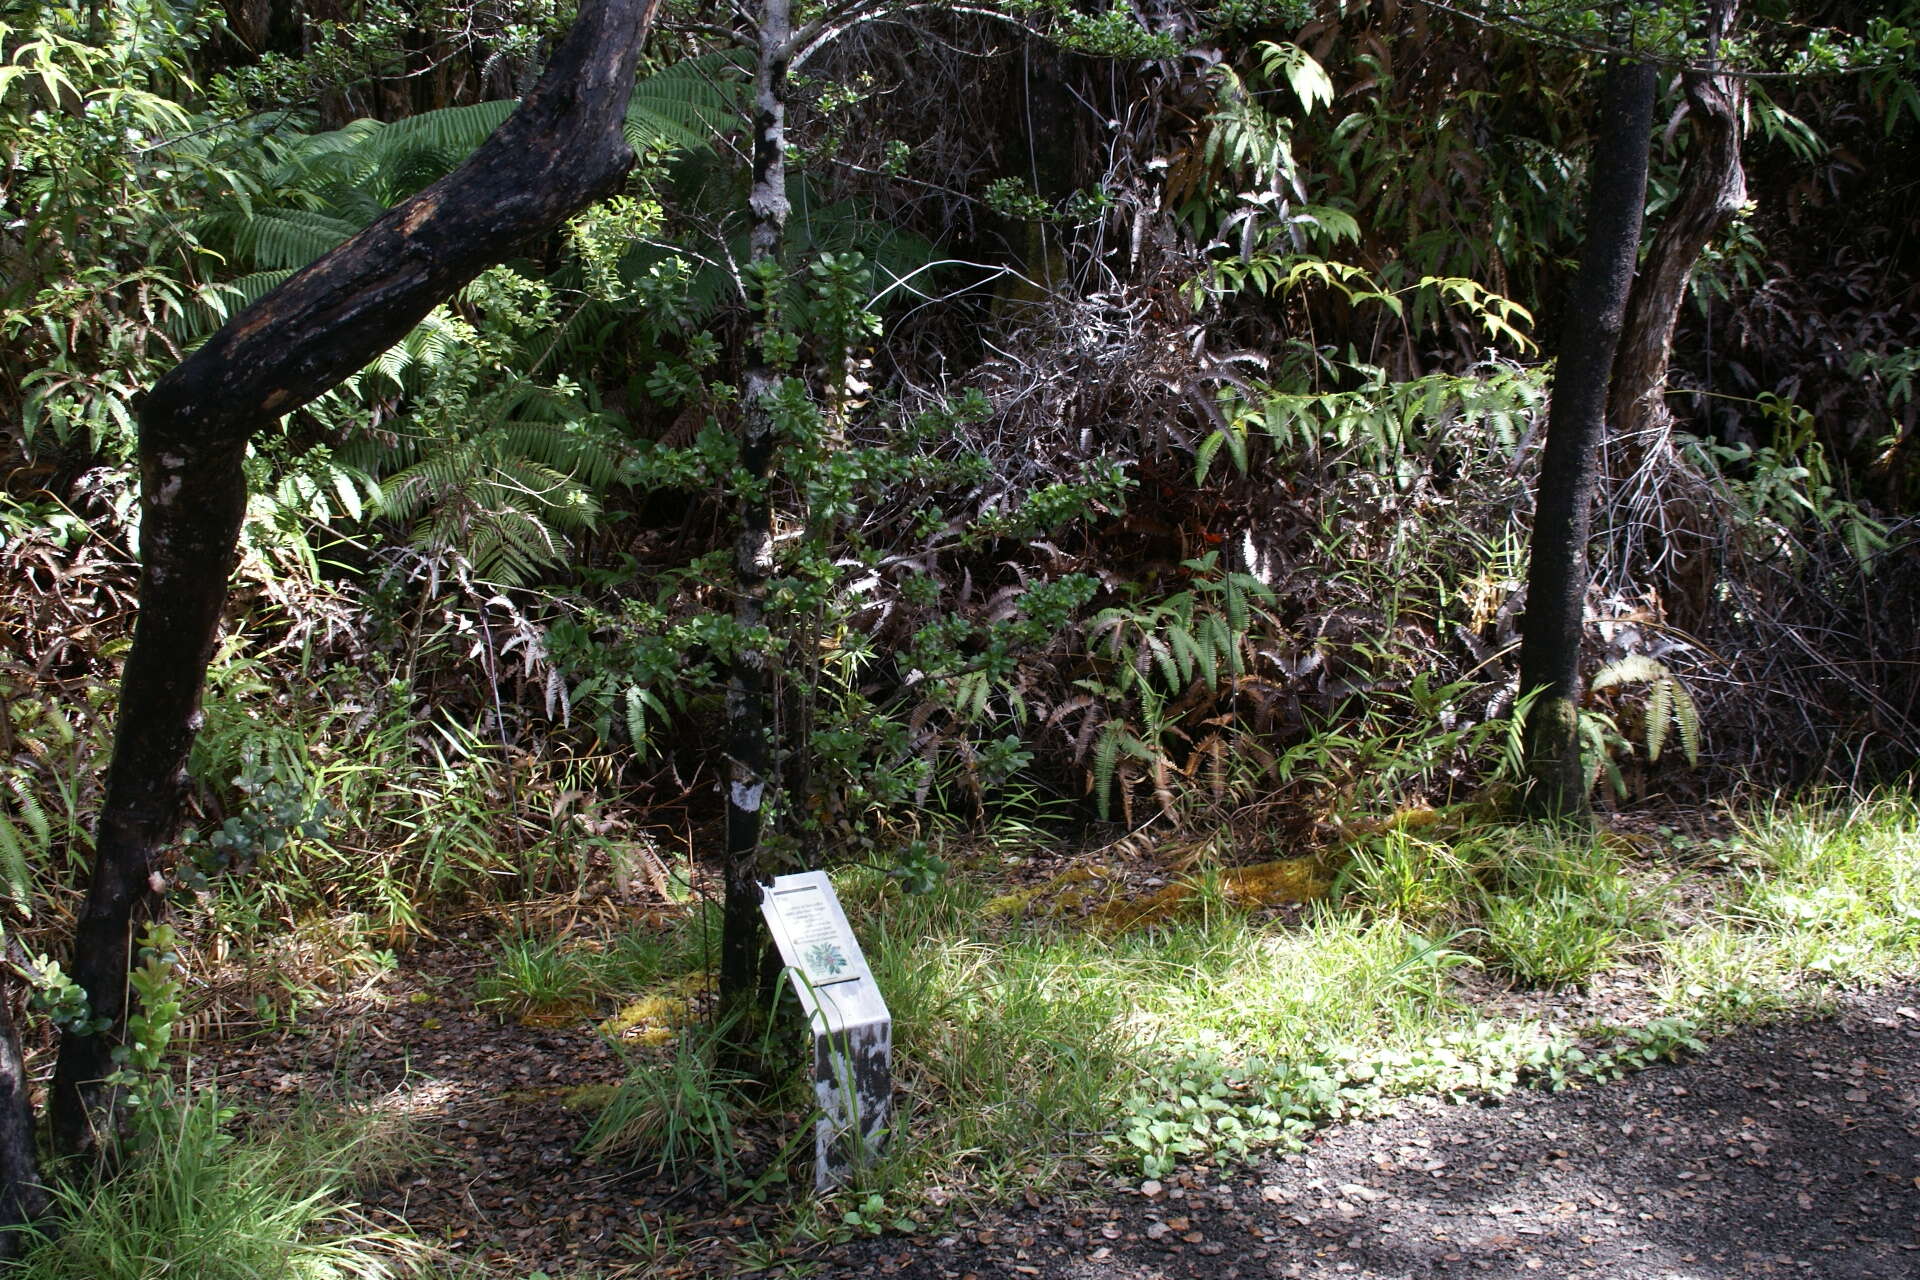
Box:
[1170,625,1212,688]
[0,815,32,917]
[4,773,51,849]
[1645,675,1673,763]
[626,684,649,747]
[625,52,742,152]
[232,207,361,269]
[1670,678,1701,767]
[1141,633,1178,691]
[1092,722,1122,820]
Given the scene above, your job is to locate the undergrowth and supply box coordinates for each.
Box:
[13,1089,427,1280]
[1337,824,1663,986]
[781,794,1919,1203]
[15,792,1916,1276]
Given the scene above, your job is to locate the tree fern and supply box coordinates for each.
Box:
[624,52,743,152]
[375,428,608,585]
[182,269,295,336]
[231,207,363,270]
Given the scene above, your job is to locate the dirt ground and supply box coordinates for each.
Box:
[827,984,1920,1280]
[196,950,1919,1279]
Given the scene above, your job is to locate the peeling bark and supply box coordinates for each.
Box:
[1609,0,1746,458]
[1517,58,1657,823]
[49,0,663,1161]
[720,0,792,1054]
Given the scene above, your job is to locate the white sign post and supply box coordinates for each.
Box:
[760,870,893,1190]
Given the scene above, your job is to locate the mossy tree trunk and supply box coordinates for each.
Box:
[46,0,663,1166]
[1517,56,1657,822]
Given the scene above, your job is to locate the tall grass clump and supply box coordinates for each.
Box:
[16,1091,423,1280]
[580,1021,754,1186]
[1340,823,1660,986]
[862,874,1134,1192]
[1475,828,1655,986]
[473,930,600,1016]
[1335,829,1475,925]
[1657,790,1920,1016]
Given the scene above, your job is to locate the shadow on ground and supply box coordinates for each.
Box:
[832,985,1920,1280]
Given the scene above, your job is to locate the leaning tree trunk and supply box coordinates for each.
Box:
[719,0,792,1059]
[1609,0,1746,455]
[48,0,663,1164]
[1516,57,1658,823]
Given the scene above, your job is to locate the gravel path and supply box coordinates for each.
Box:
[828,985,1920,1280]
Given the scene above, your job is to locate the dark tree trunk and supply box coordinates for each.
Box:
[1516,57,1658,823]
[0,959,47,1259]
[1610,0,1746,454]
[48,0,662,1162]
[720,0,792,1058]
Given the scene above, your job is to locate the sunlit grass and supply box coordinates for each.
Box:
[1655,789,1920,1018]
[814,794,1919,1198]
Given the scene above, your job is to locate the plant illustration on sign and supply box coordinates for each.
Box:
[804,942,850,977]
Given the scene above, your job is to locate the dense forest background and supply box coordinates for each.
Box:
[7,0,1916,883]
[1,0,1918,1271]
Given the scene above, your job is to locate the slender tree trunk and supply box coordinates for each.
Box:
[48,0,662,1162]
[720,0,792,1054]
[0,960,47,1259]
[1516,57,1657,823]
[1610,0,1746,453]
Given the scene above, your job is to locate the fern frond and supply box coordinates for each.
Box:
[1139,632,1178,692]
[4,773,51,849]
[230,207,362,270]
[0,815,32,917]
[1168,625,1204,688]
[1645,676,1673,763]
[181,269,295,337]
[626,52,743,152]
[496,420,623,490]
[368,99,515,163]
[626,683,649,748]
[1092,722,1122,820]
[1670,677,1701,766]
[1590,653,1665,692]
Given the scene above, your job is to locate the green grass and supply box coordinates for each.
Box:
[15,1090,425,1280]
[578,1020,754,1184]
[473,932,599,1015]
[126,789,1913,1277]
[472,922,699,1017]
[829,862,1554,1195]
[799,795,1919,1200]
[1338,823,1661,986]
[1655,789,1920,1019]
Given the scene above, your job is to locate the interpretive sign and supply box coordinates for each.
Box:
[763,878,867,987]
[761,870,893,1191]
